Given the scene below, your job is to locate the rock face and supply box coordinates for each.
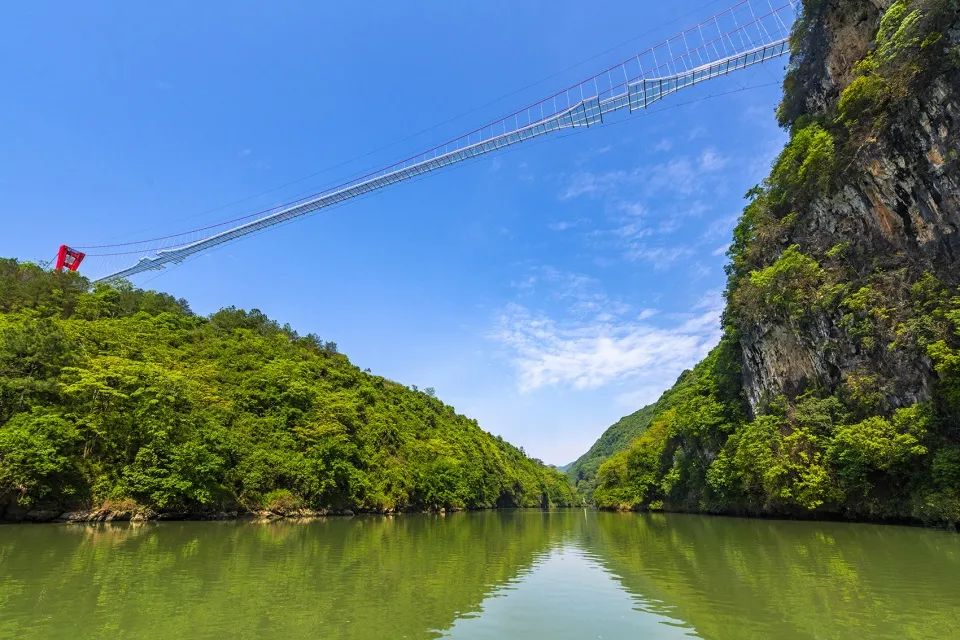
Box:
[587,0,960,522]
[739,0,960,416]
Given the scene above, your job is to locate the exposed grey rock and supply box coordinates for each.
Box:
[24,510,59,522]
[58,511,89,522]
[739,1,960,416]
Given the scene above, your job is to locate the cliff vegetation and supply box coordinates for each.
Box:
[590,0,960,525]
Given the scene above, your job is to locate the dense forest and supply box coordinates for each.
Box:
[586,0,960,525]
[565,405,657,496]
[0,260,574,520]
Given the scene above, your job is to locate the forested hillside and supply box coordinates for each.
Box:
[588,0,960,524]
[566,405,657,496]
[0,260,573,520]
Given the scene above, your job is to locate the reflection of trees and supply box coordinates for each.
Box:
[0,512,575,640]
[5,512,954,640]
[589,512,960,639]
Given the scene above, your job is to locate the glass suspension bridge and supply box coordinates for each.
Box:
[70,0,799,283]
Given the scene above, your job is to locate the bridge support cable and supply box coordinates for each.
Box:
[90,0,798,283]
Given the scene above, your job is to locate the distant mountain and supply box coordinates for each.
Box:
[566,403,659,499]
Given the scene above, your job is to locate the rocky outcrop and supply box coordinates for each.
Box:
[0,504,463,524]
[588,0,960,522]
[780,0,889,123]
[740,0,960,416]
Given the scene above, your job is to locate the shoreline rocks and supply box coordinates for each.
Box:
[1,504,522,524]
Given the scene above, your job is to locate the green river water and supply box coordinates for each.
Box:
[1,510,958,639]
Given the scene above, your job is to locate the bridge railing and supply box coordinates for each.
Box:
[90,0,799,282]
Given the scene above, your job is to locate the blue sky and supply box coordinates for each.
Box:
[1,1,790,464]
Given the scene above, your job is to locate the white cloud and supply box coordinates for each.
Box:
[548,217,590,232]
[644,158,697,196]
[575,144,615,165]
[698,148,729,172]
[689,262,712,279]
[554,147,747,270]
[492,298,722,392]
[559,170,629,200]
[559,151,719,204]
[700,213,738,240]
[616,201,645,217]
[694,288,725,312]
[590,144,613,156]
[508,266,628,317]
[653,138,673,153]
[657,217,682,235]
[616,385,672,409]
[491,272,724,395]
[623,244,694,268]
[612,221,652,241]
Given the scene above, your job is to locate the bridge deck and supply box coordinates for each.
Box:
[93,0,796,282]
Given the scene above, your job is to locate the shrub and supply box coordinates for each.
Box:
[768,122,836,211]
[262,489,304,514]
[874,1,923,63]
[931,447,960,488]
[828,406,928,495]
[594,418,670,510]
[836,74,890,129]
[734,245,825,321]
[0,411,83,507]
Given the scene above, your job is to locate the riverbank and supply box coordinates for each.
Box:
[1,503,579,524]
[9,503,956,532]
[4,506,355,524]
[596,503,960,532]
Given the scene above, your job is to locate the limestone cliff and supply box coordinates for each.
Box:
[589,0,960,524]
[739,0,960,416]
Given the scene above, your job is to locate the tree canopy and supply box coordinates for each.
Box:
[0,259,573,517]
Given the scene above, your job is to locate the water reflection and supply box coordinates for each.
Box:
[0,512,565,639]
[443,543,694,639]
[1,511,958,639]
[589,512,960,639]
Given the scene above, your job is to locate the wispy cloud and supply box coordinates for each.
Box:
[653,138,673,153]
[548,217,590,232]
[492,293,722,392]
[689,261,712,279]
[560,157,705,203]
[559,170,629,200]
[623,244,694,268]
[555,147,747,265]
[698,148,728,172]
[576,144,614,164]
[510,266,629,318]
